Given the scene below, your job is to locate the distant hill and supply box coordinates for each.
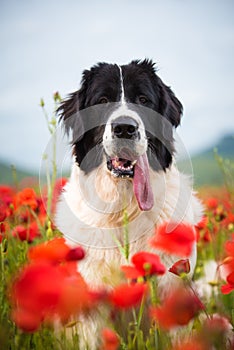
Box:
[178,134,234,187]
[0,161,37,185]
[1,134,234,187]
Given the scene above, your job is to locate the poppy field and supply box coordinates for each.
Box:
[1,99,234,349]
[0,171,234,350]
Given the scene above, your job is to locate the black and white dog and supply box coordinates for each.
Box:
[55,58,202,293]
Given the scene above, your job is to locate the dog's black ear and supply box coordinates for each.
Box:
[57,69,92,134]
[158,77,183,128]
[57,90,80,135]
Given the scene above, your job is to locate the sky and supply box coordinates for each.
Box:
[0,0,234,172]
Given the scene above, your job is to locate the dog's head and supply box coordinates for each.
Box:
[58,59,183,211]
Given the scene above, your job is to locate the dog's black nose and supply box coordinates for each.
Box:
[112,117,139,139]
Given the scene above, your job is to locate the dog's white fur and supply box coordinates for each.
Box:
[56,159,203,284]
[55,157,203,348]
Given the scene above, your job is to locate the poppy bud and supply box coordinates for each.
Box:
[169,259,190,277]
[66,247,85,261]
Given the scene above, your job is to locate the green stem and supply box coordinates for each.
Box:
[123,209,129,261]
[187,279,211,320]
[47,128,57,219]
[137,290,146,328]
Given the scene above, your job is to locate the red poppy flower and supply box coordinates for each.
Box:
[0,203,7,222]
[151,288,204,330]
[28,237,85,264]
[11,309,42,333]
[101,328,120,350]
[28,221,41,241]
[0,222,9,235]
[169,259,190,276]
[110,283,147,309]
[151,222,196,257]
[14,188,38,210]
[51,177,67,214]
[221,271,234,294]
[66,247,85,261]
[121,251,166,280]
[10,261,92,331]
[206,197,218,210]
[12,222,40,243]
[225,237,234,256]
[220,235,234,282]
[55,264,93,321]
[196,216,208,230]
[0,185,15,206]
[223,212,234,227]
[200,228,212,243]
[28,237,70,262]
[10,263,63,323]
[195,216,212,243]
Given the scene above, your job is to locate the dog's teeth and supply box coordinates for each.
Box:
[112,170,119,177]
[131,160,137,165]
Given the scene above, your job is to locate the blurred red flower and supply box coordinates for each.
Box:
[14,188,38,210]
[12,309,42,333]
[0,203,7,222]
[221,271,234,294]
[12,222,41,243]
[51,177,67,214]
[151,288,204,330]
[151,222,196,257]
[36,197,47,223]
[0,185,15,219]
[195,216,212,243]
[220,234,234,294]
[28,237,85,264]
[121,251,166,280]
[10,261,92,331]
[196,216,208,230]
[66,246,85,261]
[169,259,190,276]
[28,237,69,262]
[223,211,234,227]
[0,185,15,206]
[101,328,120,350]
[206,197,218,210]
[55,264,93,320]
[110,283,147,309]
[225,236,234,256]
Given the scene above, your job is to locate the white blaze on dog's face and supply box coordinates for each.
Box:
[58,59,183,212]
[102,66,151,210]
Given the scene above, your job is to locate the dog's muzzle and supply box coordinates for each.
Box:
[106,116,140,178]
[103,110,154,211]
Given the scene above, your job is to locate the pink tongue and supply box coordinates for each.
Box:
[133,153,154,211]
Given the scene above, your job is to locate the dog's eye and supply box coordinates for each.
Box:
[98,97,109,104]
[138,96,148,105]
